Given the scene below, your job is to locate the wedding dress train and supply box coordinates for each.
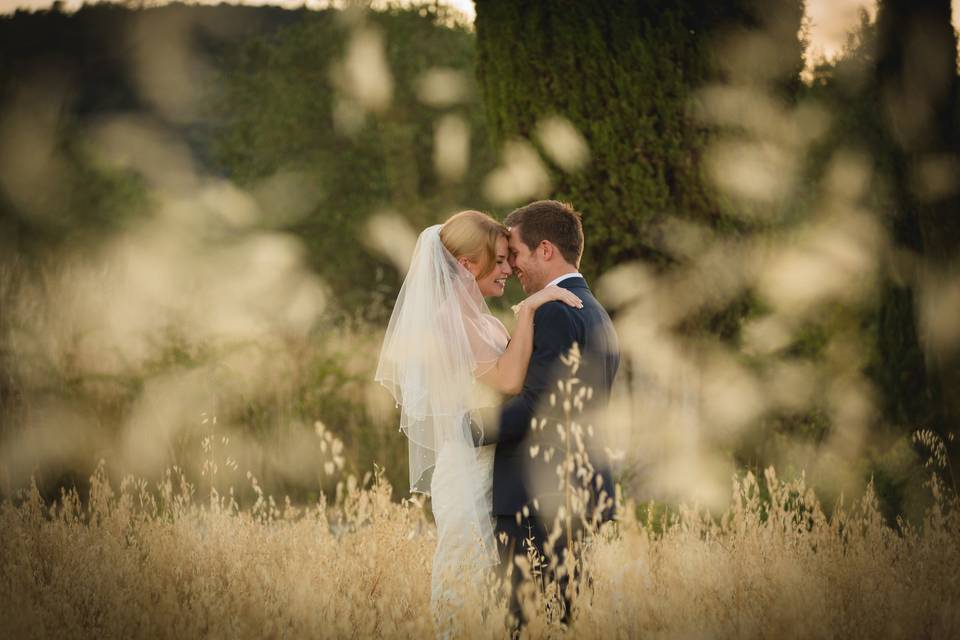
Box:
[430,440,497,636]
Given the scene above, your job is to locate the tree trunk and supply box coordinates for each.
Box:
[874,0,960,436]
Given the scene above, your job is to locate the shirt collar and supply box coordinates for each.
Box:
[546,272,584,288]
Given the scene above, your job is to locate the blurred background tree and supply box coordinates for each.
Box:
[208,6,498,310]
[0,2,496,500]
[474,0,959,518]
[474,0,805,273]
[870,0,960,437]
[798,0,960,513]
[0,0,957,518]
[0,2,495,311]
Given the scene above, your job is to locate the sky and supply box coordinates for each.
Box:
[1,0,958,69]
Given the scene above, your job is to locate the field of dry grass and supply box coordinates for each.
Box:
[1,452,958,639]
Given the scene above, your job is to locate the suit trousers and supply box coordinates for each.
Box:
[495,513,582,629]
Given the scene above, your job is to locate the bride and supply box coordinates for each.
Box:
[374,210,581,633]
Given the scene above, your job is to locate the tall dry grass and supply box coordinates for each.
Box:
[1,437,958,640]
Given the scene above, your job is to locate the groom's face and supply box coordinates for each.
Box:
[508,225,545,294]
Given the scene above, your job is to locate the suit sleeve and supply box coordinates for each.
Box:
[482,302,576,445]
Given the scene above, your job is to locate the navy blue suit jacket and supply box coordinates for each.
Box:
[481,276,620,521]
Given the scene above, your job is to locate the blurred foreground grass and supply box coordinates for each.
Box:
[0,254,408,503]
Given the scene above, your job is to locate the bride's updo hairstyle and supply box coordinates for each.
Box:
[440,210,509,279]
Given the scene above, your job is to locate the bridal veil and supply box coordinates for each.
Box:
[375,224,507,566]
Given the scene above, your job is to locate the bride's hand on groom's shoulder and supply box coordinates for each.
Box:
[515,285,582,316]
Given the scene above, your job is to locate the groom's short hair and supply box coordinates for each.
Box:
[505,200,584,267]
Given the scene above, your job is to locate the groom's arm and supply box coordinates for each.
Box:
[478,304,574,445]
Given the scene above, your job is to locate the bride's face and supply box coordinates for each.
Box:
[461,236,511,297]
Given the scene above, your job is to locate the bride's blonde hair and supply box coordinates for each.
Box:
[440,210,509,279]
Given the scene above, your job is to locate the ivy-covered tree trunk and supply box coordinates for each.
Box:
[873,0,960,436]
[474,0,804,276]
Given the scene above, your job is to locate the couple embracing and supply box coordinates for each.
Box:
[375,200,620,634]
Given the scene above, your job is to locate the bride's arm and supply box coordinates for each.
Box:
[476,286,582,395]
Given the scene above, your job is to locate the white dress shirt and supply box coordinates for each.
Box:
[546,272,584,288]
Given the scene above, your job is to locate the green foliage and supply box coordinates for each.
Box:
[474,0,805,277]
[209,7,497,311]
[0,3,302,257]
[0,3,496,313]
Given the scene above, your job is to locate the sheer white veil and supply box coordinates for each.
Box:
[375,224,506,565]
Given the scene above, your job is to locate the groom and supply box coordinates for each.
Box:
[475,200,620,626]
